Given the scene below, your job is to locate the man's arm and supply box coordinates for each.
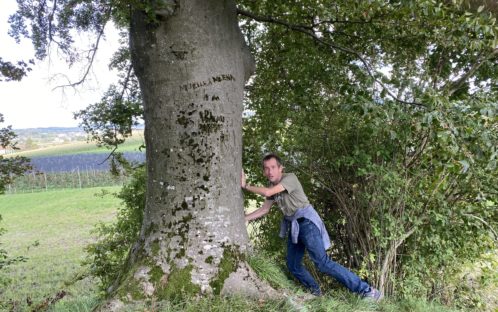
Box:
[245,199,273,222]
[244,184,285,197]
[241,170,285,197]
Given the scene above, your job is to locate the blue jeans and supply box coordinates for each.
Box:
[286,218,371,295]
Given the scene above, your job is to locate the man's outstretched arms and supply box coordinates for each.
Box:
[241,170,285,197]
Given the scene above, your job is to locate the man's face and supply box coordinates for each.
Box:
[263,158,283,184]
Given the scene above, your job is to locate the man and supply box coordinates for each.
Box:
[241,153,382,301]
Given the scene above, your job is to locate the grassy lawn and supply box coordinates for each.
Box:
[0,187,121,311]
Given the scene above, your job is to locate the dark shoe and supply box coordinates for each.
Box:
[362,288,383,302]
[311,288,322,297]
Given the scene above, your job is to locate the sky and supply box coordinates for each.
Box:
[0,2,120,129]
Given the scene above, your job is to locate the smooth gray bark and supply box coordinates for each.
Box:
[104,0,274,305]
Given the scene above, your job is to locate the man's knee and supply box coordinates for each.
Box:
[314,255,334,273]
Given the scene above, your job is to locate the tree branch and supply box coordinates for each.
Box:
[53,5,112,90]
[237,8,427,108]
[48,0,57,42]
[462,213,498,242]
[98,145,119,165]
[446,47,498,97]
[405,132,430,169]
[311,18,373,27]
[379,225,417,291]
[237,8,313,33]
[53,26,106,90]
[119,64,134,101]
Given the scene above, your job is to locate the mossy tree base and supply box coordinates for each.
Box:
[220,262,279,299]
[97,261,280,312]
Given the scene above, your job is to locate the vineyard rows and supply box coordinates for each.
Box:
[28,152,145,172]
[7,170,130,194]
[7,152,145,193]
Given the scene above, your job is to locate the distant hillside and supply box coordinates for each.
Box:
[14,124,144,133]
[7,125,144,153]
[14,127,83,133]
[7,131,145,158]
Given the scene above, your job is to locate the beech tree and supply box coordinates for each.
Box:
[108,0,274,304]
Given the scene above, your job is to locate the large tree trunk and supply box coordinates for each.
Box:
[104,0,275,307]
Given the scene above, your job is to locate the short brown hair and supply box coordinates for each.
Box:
[262,153,283,167]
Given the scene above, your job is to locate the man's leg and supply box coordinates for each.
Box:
[298,219,371,295]
[286,233,321,295]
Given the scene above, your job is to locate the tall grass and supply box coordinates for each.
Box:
[0,187,120,312]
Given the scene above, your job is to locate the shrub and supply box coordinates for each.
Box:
[84,165,146,291]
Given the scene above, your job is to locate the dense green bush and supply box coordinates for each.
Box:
[84,165,146,291]
[240,1,498,309]
[244,94,497,308]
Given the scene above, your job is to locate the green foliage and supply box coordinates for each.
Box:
[240,0,498,309]
[0,57,32,82]
[73,32,143,151]
[8,1,144,153]
[70,31,144,170]
[74,88,143,149]
[0,155,31,195]
[0,114,31,195]
[9,0,111,61]
[84,165,145,291]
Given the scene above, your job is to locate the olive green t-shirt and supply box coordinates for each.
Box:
[269,173,310,216]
